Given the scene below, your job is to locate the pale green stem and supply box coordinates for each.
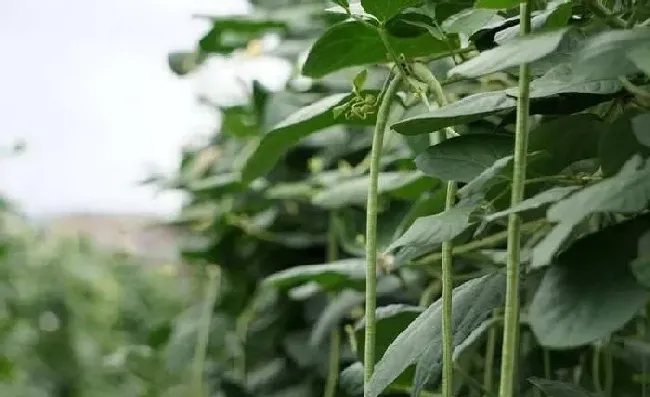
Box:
[498,2,532,397]
[192,265,222,397]
[363,73,403,394]
[324,211,341,397]
[412,61,457,397]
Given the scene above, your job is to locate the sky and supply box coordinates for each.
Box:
[0,0,290,218]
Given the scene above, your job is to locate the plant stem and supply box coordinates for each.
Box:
[192,265,222,397]
[412,62,457,397]
[498,1,532,397]
[363,73,403,394]
[324,211,341,397]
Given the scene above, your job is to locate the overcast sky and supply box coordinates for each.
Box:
[0,0,290,218]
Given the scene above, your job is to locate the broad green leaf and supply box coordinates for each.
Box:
[392,91,517,135]
[240,92,378,183]
[573,27,650,80]
[457,155,513,199]
[529,114,607,176]
[474,0,519,9]
[485,186,580,222]
[385,12,438,39]
[599,109,650,176]
[312,171,437,209]
[355,304,422,389]
[627,44,650,76]
[310,290,364,346]
[415,134,514,182]
[529,214,650,348]
[529,378,595,397]
[508,63,623,98]
[386,200,479,266]
[493,1,572,44]
[442,8,500,37]
[367,272,506,397]
[361,0,420,21]
[531,156,650,268]
[302,20,450,78]
[263,258,366,291]
[448,28,570,78]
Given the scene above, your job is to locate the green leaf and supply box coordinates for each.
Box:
[386,200,478,265]
[415,134,514,182]
[529,378,595,397]
[600,109,650,176]
[457,155,513,199]
[529,214,650,348]
[312,171,437,209]
[302,20,450,78]
[392,91,517,135]
[485,186,580,222]
[263,258,367,291]
[529,114,607,176]
[367,272,506,397]
[240,92,378,183]
[355,304,422,388]
[627,44,650,76]
[574,27,650,80]
[531,156,650,268]
[361,0,421,21]
[448,28,569,78]
[493,1,572,45]
[310,290,364,346]
[509,63,623,98]
[474,0,519,9]
[441,8,500,37]
[385,12,438,38]
[334,0,350,10]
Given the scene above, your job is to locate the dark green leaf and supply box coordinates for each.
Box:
[361,0,421,21]
[529,214,650,348]
[386,12,437,38]
[386,200,479,266]
[240,92,379,183]
[263,258,366,292]
[367,272,506,397]
[302,20,450,78]
[448,28,570,78]
[532,156,650,268]
[392,91,517,135]
[474,0,519,9]
[600,109,650,176]
[529,377,595,397]
[457,155,513,199]
[415,134,514,182]
[485,186,580,222]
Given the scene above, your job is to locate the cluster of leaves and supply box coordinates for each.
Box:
[0,201,204,397]
[165,0,650,396]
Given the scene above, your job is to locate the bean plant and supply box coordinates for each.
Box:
[167,0,650,396]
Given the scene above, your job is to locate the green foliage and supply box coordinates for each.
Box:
[161,0,650,396]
